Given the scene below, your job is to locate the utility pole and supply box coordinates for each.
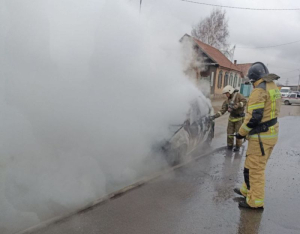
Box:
[285,78,289,86]
[140,0,142,13]
[297,69,300,91]
[230,45,236,63]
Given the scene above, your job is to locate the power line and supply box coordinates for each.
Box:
[268,65,295,70]
[236,39,300,49]
[280,69,299,74]
[282,75,299,80]
[267,65,299,72]
[180,0,300,11]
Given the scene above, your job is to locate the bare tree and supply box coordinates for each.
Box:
[191,8,234,59]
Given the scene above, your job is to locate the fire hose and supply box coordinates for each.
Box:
[228,134,265,156]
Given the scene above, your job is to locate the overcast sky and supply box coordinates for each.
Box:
[141,0,300,85]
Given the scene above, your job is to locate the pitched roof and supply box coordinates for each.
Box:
[236,63,253,77]
[188,35,242,73]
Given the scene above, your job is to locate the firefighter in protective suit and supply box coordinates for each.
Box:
[210,85,247,152]
[234,62,281,209]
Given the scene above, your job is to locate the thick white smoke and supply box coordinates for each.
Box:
[0,0,208,233]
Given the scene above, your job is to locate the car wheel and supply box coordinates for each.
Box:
[284,100,290,105]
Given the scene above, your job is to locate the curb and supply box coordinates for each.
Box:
[17,146,226,234]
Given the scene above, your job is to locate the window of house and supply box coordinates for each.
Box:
[233,73,237,88]
[224,72,229,87]
[237,76,241,87]
[210,72,214,87]
[218,70,223,89]
[229,73,233,86]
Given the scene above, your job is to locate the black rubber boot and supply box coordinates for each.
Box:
[233,188,246,197]
[239,200,264,210]
[233,147,240,152]
[227,145,233,150]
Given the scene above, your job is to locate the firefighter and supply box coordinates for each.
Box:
[210,85,247,152]
[234,62,281,209]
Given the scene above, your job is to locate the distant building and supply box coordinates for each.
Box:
[276,85,299,91]
[236,63,253,83]
[181,34,247,98]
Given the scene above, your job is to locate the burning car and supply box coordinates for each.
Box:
[161,96,214,166]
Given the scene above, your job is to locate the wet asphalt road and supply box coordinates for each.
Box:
[30,116,300,234]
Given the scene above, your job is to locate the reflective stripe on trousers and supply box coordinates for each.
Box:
[227,119,243,147]
[240,183,248,196]
[229,117,244,122]
[240,144,274,208]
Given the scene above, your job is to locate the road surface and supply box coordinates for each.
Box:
[28,115,300,234]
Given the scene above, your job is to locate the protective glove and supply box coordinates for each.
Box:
[236,133,245,139]
[233,104,239,110]
[228,104,234,112]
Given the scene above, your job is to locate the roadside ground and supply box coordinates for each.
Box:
[21,99,300,234]
[28,115,300,234]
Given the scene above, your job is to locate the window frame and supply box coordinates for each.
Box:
[233,73,237,88]
[229,73,233,86]
[224,72,229,87]
[218,70,223,89]
[237,75,241,87]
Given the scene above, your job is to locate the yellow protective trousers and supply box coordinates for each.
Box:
[227,118,243,147]
[240,142,274,208]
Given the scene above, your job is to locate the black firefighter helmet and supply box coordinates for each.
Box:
[247,62,269,83]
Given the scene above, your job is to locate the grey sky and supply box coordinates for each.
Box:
[141,0,300,85]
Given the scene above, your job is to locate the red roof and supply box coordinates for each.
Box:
[236,63,253,77]
[191,37,242,73]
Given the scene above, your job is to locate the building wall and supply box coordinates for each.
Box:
[197,65,218,97]
[201,66,217,95]
[277,85,299,91]
[213,68,243,97]
[195,66,243,98]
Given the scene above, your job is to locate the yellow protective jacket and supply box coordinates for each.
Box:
[215,92,247,122]
[239,74,281,146]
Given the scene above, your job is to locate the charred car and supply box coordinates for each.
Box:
[162,96,214,166]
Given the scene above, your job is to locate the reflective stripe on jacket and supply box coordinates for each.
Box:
[239,78,281,145]
[215,92,247,119]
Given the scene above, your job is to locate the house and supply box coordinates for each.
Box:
[236,63,253,97]
[181,34,245,98]
[236,63,253,82]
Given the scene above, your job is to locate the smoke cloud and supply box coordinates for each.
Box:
[0,0,208,233]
